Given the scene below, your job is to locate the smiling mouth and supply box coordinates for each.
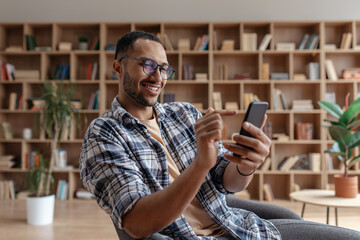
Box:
[142,82,161,92]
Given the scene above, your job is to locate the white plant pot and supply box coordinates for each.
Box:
[79,42,88,50]
[26,194,55,225]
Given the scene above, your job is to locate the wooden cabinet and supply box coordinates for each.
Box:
[0,21,359,201]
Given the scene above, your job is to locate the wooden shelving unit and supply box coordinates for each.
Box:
[0,21,359,201]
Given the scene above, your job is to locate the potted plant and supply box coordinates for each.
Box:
[26,81,75,225]
[318,94,360,198]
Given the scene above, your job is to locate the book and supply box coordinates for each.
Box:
[15,70,40,80]
[261,63,270,80]
[309,153,321,172]
[9,92,18,110]
[325,92,336,104]
[58,42,72,51]
[258,34,272,51]
[90,36,99,50]
[325,59,338,81]
[343,33,352,49]
[261,157,271,171]
[224,102,239,111]
[242,33,257,51]
[342,68,360,79]
[25,35,36,50]
[298,34,310,50]
[278,155,300,171]
[270,73,289,80]
[263,183,274,201]
[213,92,222,110]
[60,64,70,80]
[163,34,174,51]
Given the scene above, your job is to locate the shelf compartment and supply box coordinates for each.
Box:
[72,52,100,81]
[133,23,161,35]
[163,83,209,109]
[0,112,40,139]
[325,52,360,80]
[0,83,22,110]
[324,21,353,48]
[273,22,320,50]
[266,112,291,140]
[325,81,356,106]
[0,24,24,51]
[57,142,82,168]
[243,83,271,109]
[43,52,70,81]
[243,22,271,51]
[263,173,291,200]
[293,112,322,140]
[213,53,259,80]
[273,82,321,110]
[293,52,321,80]
[213,23,241,51]
[181,54,209,80]
[0,142,21,169]
[164,23,209,51]
[274,143,322,172]
[1,53,41,80]
[54,23,100,51]
[294,173,322,190]
[24,23,53,51]
[263,52,290,79]
[213,83,240,110]
[103,23,131,51]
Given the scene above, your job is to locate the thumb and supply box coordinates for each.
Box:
[206,107,214,115]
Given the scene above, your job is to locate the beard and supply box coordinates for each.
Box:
[123,71,157,107]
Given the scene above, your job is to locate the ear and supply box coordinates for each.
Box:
[113,60,122,75]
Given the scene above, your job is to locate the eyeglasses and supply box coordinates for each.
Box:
[119,56,175,80]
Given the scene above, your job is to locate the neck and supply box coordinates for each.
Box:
[117,96,154,120]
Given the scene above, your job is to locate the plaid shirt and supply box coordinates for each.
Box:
[80,97,281,240]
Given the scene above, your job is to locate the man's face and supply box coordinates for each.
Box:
[116,39,168,108]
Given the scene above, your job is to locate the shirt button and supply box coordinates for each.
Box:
[163,171,168,176]
[143,129,147,133]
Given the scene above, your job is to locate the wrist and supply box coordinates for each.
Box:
[236,165,255,176]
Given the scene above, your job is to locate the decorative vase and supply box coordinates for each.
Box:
[334,175,359,198]
[26,194,55,225]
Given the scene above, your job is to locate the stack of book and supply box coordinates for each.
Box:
[291,99,314,111]
[182,64,194,80]
[339,32,352,49]
[14,70,40,80]
[0,155,16,169]
[220,40,235,51]
[276,42,296,51]
[270,72,289,80]
[244,92,260,108]
[325,59,338,81]
[295,122,313,140]
[342,68,360,79]
[8,92,22,110]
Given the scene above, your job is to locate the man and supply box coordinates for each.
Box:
[80,31,360,240]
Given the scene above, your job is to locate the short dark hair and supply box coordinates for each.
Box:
[114,31,163,60]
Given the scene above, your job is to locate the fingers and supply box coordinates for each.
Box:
[260,114,268,130]
[240,121,271,147]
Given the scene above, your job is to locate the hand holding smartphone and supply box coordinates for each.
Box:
[234,101,268,154]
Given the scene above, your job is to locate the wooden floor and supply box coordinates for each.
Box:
[1,199,360,240]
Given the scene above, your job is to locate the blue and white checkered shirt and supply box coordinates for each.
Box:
[80,97,281,240]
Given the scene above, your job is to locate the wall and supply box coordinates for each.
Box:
[1,0,360,22]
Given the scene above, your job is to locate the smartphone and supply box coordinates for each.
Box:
[235,101,268,153]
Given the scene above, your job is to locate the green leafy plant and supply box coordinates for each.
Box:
[78,36,88,43]
[26,155,54,197]
[318,95,360,177]
[30,81,76,197]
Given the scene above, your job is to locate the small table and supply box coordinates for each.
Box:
[290,189,360,226]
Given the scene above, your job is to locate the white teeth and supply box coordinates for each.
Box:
[145,85,159,91]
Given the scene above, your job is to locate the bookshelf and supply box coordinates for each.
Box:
[0,21,359,201]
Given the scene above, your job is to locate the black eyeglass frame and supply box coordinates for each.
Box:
[118,56,175,80]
